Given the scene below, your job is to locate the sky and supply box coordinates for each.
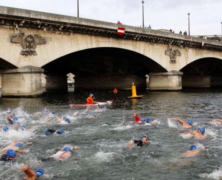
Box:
[0,0,221,35]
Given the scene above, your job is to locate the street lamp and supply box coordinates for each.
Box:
[188,13,190,36]
[142,0,144,28]
[77,0,79,18]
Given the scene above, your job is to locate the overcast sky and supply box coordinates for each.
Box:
[0,0,221,35]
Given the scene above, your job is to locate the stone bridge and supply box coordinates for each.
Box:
[0,6,222,96]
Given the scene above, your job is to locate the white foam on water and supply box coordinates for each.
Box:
[206,128,217,136]
[196,143,205,150]
[0,129,36,141]
[113,125,132,131]
[200,168,222,179]
[94,151,115,162]
[180,133,193,139]
[167,118,178,128]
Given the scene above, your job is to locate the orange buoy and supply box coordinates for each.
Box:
[113,88,118,93]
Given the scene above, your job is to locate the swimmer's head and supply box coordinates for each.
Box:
[6,149,16,158]
[35,168,44,177]
[63,147,73,152]
[21,126,26,131]
[90,93,94,97]
[190,145,197,151]
[57,129,64,134]
[13,117,18,121]
[187,119,193,125]
[44,129,49,135]
[198,127,205,134]
[51,110,56,114]
[141,118,145,121]
[65,118,70,123]
[147,118,151,123]
[140,134,148,140]
[15,142,23,147]
[41,109,46,113]
[15,122,20,126]
[3,126,9,132]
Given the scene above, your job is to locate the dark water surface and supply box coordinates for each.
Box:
[0,89,222,180]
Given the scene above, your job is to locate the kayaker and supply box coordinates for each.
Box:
[86,93,95,104]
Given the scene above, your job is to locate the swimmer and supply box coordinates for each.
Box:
[0,149,24,161]
[183,127,207,139]
[170,118,193,128]
[133,113,141,123]
[21,165,44,180]
[6,114,16,124]
[49,145,80,161]
[85,111,95,119]
[46,116,71,124]
[20,125,33,131]
[6,108,13,114]
[14,121,21,130]
[183,145,203,158]
[142,118,157,126]
[33,108,50,117]
[44,129,65,135]
[0,139,32,154]
[2,126,9,132]
[127,134,149,148]
[211,119,222,123]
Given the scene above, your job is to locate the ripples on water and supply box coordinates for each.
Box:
[0,90,222,179]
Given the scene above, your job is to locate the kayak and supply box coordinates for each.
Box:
[69,99,114,107]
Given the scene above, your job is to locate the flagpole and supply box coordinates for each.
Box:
[142,0,144,28]
[77,0,79,18]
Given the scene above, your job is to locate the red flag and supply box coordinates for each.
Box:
[117,21,122,25]
[117,27,125,35]
[201,40,204,47]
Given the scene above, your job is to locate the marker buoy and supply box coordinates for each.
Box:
[113,88,118,93]
[127,83,143,99]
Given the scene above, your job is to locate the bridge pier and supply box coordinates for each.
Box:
[75,75,146,90]
[1,66,44,97]
[45,75,67,91]
[149,71,183,90]
[183,76,211,88]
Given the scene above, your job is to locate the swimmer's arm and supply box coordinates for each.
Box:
[55,116,63,122]
[73,146,80,150]
[211,119,222,123]
[16,150,25,154]
[170,118,184,124]
[183,131,195,135]
[21,165,37,179]
[127,140,134,148]
[46,116,56,122]
[6,114,14,119]
[150,122,157,126]
[33,112,41,116]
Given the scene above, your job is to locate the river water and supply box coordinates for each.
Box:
[0,89,222,180]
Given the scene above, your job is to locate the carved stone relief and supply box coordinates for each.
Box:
[10,33,46,56]
[165,47,181,63]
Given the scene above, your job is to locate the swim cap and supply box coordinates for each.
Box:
[15,142,23,147]
[198,127,205,134]
[7,108,13,113]
[15,122,20,125]
[51,110,56,114]
[63,147,73,152]
[21,126,26,131]
[41,109,46,113]
[187,119,193,125]
[90,93,94,97]
[140,134,148,140]
[35,168,44,177]
[3,126,9,132]
[57,129,64,134]
[13,117,18,121]
[147,118,151,123]
[6,149,16,158]
[141,118,145,121]
[65,118,70,123]
[190,145,197,151]
[44,129,49,135]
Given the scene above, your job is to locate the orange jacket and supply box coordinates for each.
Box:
[86,97,93,104]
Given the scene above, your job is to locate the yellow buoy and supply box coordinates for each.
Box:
[127,83,143,99]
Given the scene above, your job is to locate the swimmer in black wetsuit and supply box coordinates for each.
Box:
[127,134,149,148]
[44,129,65,135]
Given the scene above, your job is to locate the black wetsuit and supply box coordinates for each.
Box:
[7,118,13,124]
[134,140,143,147]
[0,154,13,161]
[45,129,63,135]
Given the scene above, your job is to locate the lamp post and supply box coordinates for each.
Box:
[77,0,79,18]
[142,0,144,28]
[188,13,190,36]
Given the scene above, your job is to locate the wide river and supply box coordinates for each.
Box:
[0,89,222,180]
